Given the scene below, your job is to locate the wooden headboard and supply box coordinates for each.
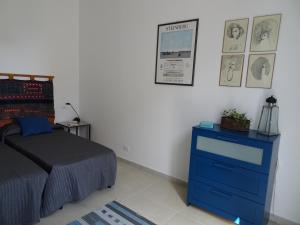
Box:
[0,73,55,128]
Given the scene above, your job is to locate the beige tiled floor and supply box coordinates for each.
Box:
[37,159,276,225]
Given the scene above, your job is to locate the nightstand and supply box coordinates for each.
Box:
[56,121,91,140]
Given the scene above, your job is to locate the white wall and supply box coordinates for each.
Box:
[0,0,79,122]
[79,0,300,223]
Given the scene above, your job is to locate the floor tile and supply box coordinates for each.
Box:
[139,179,187,211]
[164,214,204,225]
[179,205,234,225]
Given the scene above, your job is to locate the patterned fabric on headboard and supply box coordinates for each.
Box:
[0,79,55,128]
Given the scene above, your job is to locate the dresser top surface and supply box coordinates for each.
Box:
[193,124,280,143]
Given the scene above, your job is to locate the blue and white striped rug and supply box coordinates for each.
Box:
[67,201,156,225]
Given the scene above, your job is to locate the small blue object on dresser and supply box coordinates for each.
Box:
[199,121,214,129]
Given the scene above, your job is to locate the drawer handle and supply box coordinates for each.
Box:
[210,188,233,199]
[212,162,234,172]
[216,136,238,143]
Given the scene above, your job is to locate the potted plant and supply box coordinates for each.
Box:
[221,108,251,131]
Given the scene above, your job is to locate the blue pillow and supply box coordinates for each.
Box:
[17,117,53,136]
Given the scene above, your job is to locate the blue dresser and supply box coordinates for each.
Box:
[187,125,280,225]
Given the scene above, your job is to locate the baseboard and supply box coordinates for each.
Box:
[270,214,300,225]
[117,157,299,225]
[117,157,187,186]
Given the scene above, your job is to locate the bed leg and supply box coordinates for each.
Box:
[59,206,63,210]
[107,186,112,189]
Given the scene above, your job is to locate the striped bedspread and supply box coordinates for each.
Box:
[68,201,156,225]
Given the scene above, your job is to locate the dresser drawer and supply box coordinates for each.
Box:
[188,180,264,225]
[189,155,268,203]
[191,131,272,174]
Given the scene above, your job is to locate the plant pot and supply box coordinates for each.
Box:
[220,117,250,132]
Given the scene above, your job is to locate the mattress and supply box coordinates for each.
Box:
[5,129,117,217]
[0,143,48,225]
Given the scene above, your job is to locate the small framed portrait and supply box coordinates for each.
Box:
[246,53,276,88]
[219,54,244,87]
[250,14,281,52]
[222,18,249,53]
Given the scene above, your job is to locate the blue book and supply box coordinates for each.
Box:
[199,121,214,129]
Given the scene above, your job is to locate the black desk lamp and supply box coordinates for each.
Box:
[65,102,80,122]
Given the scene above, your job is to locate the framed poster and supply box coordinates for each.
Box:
[219,54,244,87]
[155,19,199,86]
[250,14,281,52]
[246,53,276,88]
[222,18,249,53]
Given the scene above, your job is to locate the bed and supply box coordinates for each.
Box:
[4,128,117,217]
[0,74,117,217]
[0,143,48,225]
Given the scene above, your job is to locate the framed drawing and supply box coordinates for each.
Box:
[155,19,199,86]
[222,18,249,53]
[246,53,276,88]
[250,14,281,52]
[219,54,244,87]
